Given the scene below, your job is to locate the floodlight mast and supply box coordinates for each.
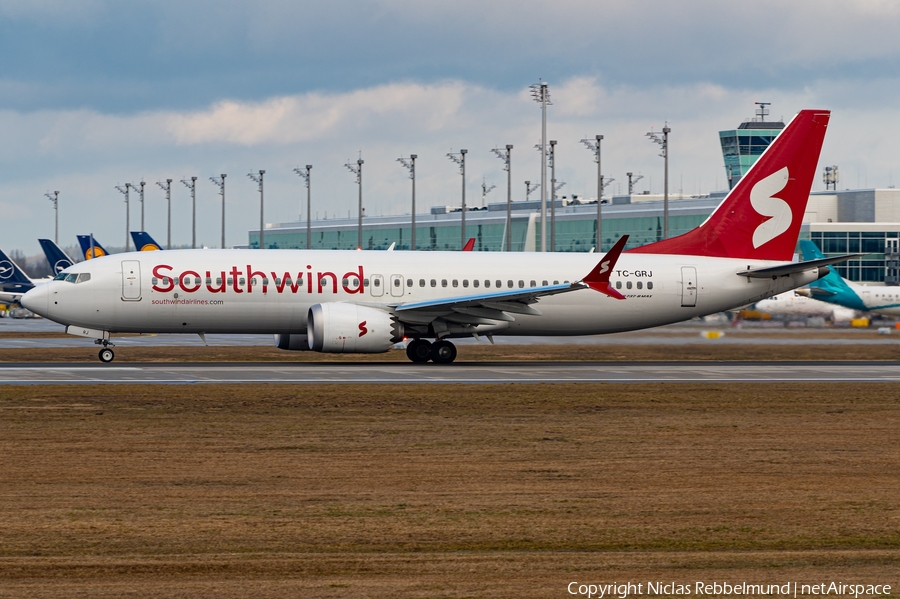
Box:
[626,172,644,195]
[491,145,513,251]
[481,179,496,208]
[247,171,265,249]
[580,135,604,251]
[823,165,840,191]
[447,149,467,249]
[530,80,551,251]
[115,183,131,251]
[44,191,59,244]
[345,158,364,249]
[396,156,417,250]
[156,179,172,249]
[133,180,146,232]
[293,166,312,249]
[525,180,540,202]
[209,175,226,249]
[549,140,557,251]
[646,125,671,238]
[181,176,198,248]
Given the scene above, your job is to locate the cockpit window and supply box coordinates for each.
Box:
[53,272,67,281]
[76,273,91,283]
[65,273,78,283]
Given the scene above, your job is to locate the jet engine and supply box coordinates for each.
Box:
[307,303,403,353]
[274,333,310,351]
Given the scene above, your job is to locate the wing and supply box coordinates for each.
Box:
[388,236,629,330]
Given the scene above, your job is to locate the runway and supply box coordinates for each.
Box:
[1,361,898,384]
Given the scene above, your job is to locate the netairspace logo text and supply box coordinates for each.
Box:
[567,581,892,598]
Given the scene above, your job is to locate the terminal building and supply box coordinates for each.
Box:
[249,105,900,285]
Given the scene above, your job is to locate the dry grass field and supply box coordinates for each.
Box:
[0,383,897,597]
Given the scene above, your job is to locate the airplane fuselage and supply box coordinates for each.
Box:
[31,249,819,337]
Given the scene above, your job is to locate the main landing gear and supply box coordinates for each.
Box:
[95,339,115,363]
[406,338,458,364]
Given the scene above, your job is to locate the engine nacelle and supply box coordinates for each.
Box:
[307,303,402,353]
[274,333,310,351]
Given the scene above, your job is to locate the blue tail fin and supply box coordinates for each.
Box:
[38,239,74,275]
[799,240,867,310]
[76,235,109,260]
[0,247,35,290]
[130,231,162,251]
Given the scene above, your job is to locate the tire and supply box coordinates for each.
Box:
[406,339,433,363]
[430,340,457,364]
[99,348,115,363]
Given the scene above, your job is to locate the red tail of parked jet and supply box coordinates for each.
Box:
[630,109,830,261]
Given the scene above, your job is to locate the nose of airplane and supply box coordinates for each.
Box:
[21,284,49,317]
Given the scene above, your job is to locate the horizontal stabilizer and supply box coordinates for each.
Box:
[736,254,860,279]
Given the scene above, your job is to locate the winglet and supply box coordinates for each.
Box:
[581,235,629,300]
[462,238,476,251]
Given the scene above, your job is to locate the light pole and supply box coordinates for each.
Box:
[549,140,557,252]
[293,165,312,249]
[209,174,226,249]
[525,180,540,202]
[447,149,467,249]
[115,183,131,251]
[396,155,417,250]
[248,170,265,249]
[530,80,551,251]
[647,125,671,238]
[133,180,146,231]
[580,135,603,251]
[156,179,172,249]
[491,145,512,251]
[44,191,59,244]
[345,158,363,249]
[181,176,197,248]
[627,172,644,196]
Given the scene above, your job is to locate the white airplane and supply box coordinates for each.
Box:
[23,109,849,363]
[754,290,857,322]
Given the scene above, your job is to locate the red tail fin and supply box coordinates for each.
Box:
[630,109,830,261]
[462,238,476,251]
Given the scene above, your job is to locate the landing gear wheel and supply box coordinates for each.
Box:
[430,340,457,364]
[98,348,115,363]
[406,339,433,363]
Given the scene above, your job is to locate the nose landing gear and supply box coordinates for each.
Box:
[95,339,116,363]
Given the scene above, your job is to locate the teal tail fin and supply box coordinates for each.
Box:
[799,240,867,310]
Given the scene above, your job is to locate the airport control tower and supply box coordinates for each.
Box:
[719,102,784,189]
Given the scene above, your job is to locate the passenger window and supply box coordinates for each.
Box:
[553,280,559,285]
[518,280,524,288]
[463,280,469,288]
[442,279,448,287]
[174,277,181,286]
[496,280,502,288]
[616,281,622,289]
[636,281,642,289]
[626,281,632,289]
[262,278,269,285]
[284,277,291,285]
[484,280,490,288]
[647,281,653,290]
[472,280,479,288]
[152,277,158,285]
[218,277,224,285]
[419,279,425,287]
[374,279,381,287]
[452,280,459,288]
[228,278,233,286]
[542,280,548,286]
[251,278,257,286]
[530,280,536,287]
[393,278,400,287]
[239,278,246,286]
[508,280,514,288]
[431,279,437,287]
[407,279,413,287]
[342,278,349,287]
[205,277,211,285]
[364,278,369,287]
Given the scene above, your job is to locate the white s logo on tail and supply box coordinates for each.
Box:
[750,167,791,248]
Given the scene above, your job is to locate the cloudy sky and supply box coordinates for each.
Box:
[4,0,900,255]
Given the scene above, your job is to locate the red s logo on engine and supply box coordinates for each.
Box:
[358,321,368,337]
